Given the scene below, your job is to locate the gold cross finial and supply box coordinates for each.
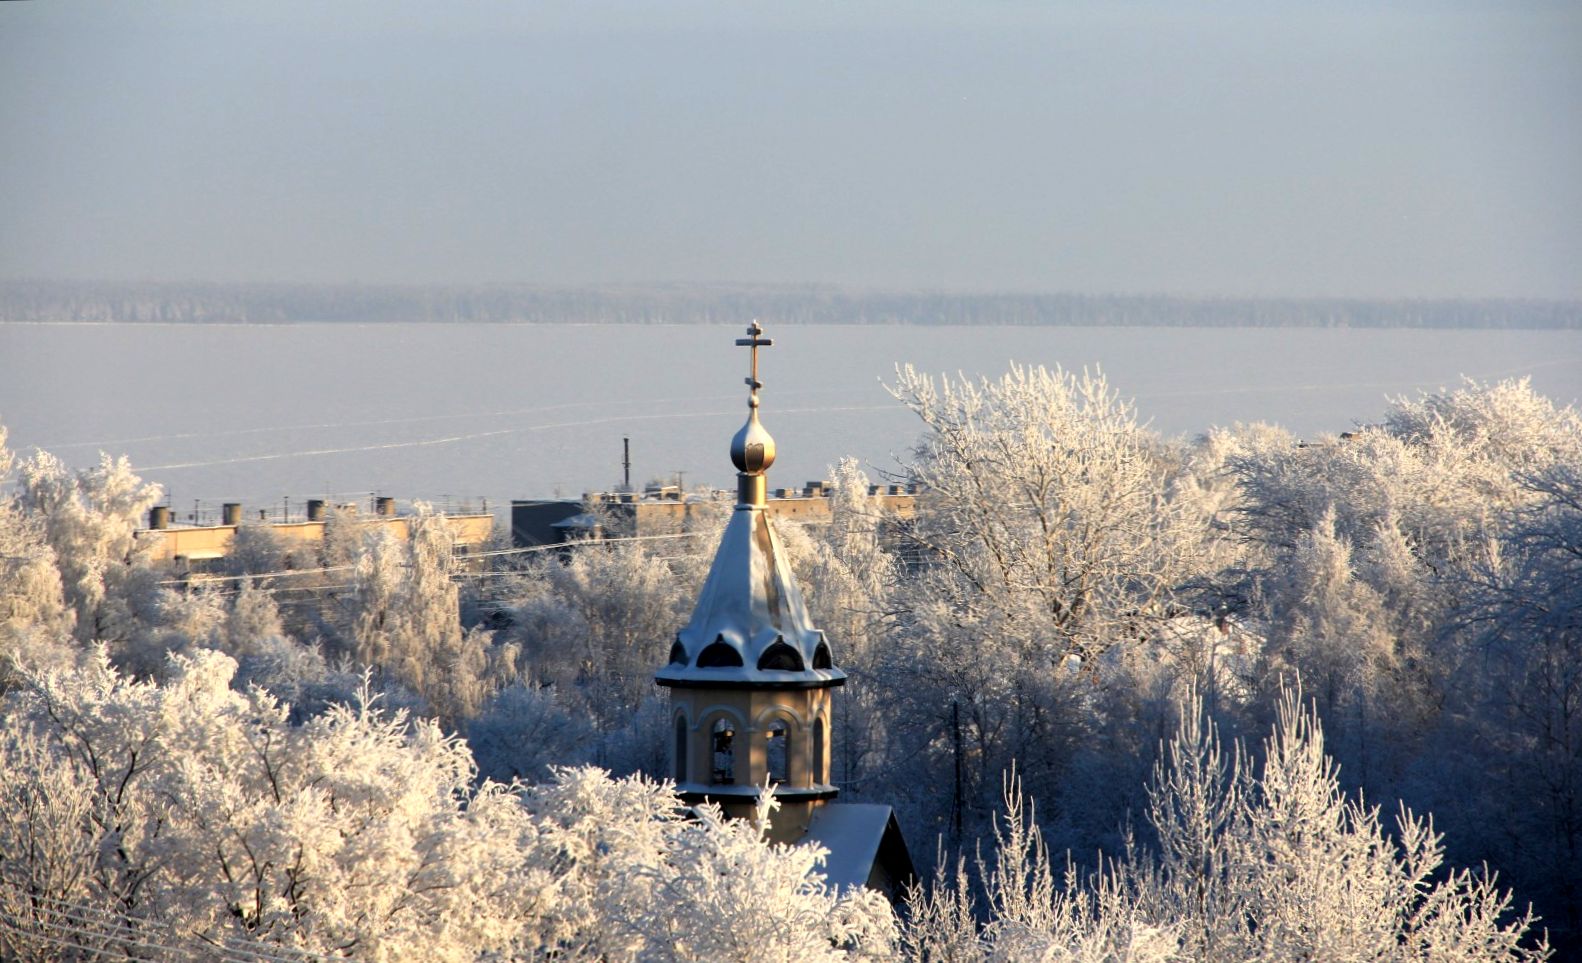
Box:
[734,320,774,408]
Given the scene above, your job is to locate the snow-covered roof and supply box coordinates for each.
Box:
[801,804,904,893]
[655,501,845,688]
[657,320,845,689]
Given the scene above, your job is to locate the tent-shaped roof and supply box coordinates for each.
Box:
[655,499,845,689]
[655,320,845,690]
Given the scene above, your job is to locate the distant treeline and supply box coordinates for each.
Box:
[2,280,1578,328]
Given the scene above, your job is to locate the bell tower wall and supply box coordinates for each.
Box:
[668,685,837,842]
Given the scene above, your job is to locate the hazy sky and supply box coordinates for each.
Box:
[2,1,1578,298]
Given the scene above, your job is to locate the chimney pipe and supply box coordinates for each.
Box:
[306,499,326,522]
[222,503,242,526]
[149,506,171,530]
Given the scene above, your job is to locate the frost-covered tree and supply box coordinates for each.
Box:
[1258,509,1393,720]
[1383,377,1582,496]
[506,539,698,731]
[903,687,1550,962]
[467,681,593,783]
[222,516,289,576]
[612,792,898,963]
[1229,379,1581,596]
[224,578,285,654]
[799,459,899,668]
[15,448,162,646]
[0,650,896,961]
[319,502,367,569]
[890,363,1200,665]
[340,523,405,666]
[0,651,545,960]
[881,364,1206,833]
[332,505,506,728]
[0,717,113,960]
[0,427,74,680]
[1215,379,1582,948]
[1435,458,1582,948]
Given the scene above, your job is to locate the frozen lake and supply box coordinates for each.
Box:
[2,323,1579,518]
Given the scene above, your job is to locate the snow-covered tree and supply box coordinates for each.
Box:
[1259,509,1393,715]
[798,458,899,670]
[1213,379,1582,947]
[890,363,1200,666]
[0,651,546,960]
[222,517,289,576]
[0,716,112,960]
[1196,689,1545,961]
[467,681,593,783]
[332,505,506,728]
[880,364,1205,831]
[1437,458,1582,948]
[506,539,698,731]
[615,792,898,963]
[15,448,162,646]
[0,427,74,681]
[0,649,900,961]
[903,686,1550,962]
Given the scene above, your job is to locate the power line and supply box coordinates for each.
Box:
[156,531,707,587]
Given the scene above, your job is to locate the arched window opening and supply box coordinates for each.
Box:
[766,721,789,784]
[711,718,736,784]
[758,638,804,672]
[674,716,689,782]
[698,637,744,667]
[812,716,826,785]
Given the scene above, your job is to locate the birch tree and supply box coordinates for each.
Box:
[15,449,162,646]
[0,427,74,680]
[891,363,1200,666]
[0,651,547,960]
[903,686,1550,962]
[335,505,505,728]
[882,364,1205,828]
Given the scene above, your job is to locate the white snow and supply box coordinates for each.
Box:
[801,804,896,893]
[656,501,846,686]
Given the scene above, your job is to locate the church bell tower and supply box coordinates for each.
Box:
[654,321,846,842]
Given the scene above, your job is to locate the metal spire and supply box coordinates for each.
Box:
[735,319,773,409]
[729,320,777,502]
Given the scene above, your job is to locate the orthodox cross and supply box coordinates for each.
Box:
[735,320,773,406]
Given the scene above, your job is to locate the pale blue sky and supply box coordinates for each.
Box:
[2,1,1577,298]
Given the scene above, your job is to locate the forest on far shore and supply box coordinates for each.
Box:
[2,279,1580,328]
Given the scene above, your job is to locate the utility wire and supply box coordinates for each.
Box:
[156,531,706,587]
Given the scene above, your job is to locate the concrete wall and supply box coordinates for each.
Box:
[138,512,493,563]
[512,484,918,547]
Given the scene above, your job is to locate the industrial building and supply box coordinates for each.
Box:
[510,480,918,548]
[135,496,493,568]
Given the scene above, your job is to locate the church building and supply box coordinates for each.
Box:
[654,321,914,898]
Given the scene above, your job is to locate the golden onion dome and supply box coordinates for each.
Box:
[730,406,776,475]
